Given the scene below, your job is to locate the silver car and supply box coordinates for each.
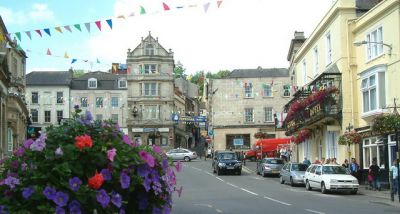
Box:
[257,158,284,177]
[279,163,308,186]
[166,148,197,162]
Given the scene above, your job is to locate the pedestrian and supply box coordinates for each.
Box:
[390,159,399,201]
[303,157,311,166]
[332,158,338,165]
[369,159,381,191]
[350,158,360,181]
[325,158,331,164]
[321,157,326,165]
[342,159,349,168]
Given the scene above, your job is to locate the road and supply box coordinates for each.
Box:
[172,159,400,214]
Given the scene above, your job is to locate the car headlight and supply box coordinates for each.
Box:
[264,166,271,170]
[330,179,338,183]
[218,163,226,167]
[352,180,358,184]
[235,162,242,167]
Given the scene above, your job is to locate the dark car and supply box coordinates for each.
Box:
[212,151,242,175]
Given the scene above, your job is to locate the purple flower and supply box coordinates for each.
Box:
[21,163,28,171]
[163,204,171,214]
[22,186,35,199]
[53,191,69,207]
[152,145,161,154]
[101,169,112,181]
[55,147,63,156]
[30,133,47,151]
[120,208,126,214]
[43,186,56,200]
[139,151,155,168]
[0,205,9,214]
[107,148,117,162]
[4,176,20,189]
[162,158,169,169]
[120,172,130,189]
[111,191,122,208]
[14,147,25,157]
[84,110,93,123]
[122,135,132,146]
[23,139,34,149]
[56,206,65,214]
[68,200,81,214]
[153,207,162,214]
[10,160,19,169]
[96,189,110,208]
[69,177,82,192]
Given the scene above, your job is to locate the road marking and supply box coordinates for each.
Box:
[251,176,263,180]
[226,182,238,188]
[216,209,223,213]
[191,167,203,171]
[216,177,224,182]
[263,196,291,206]
[305,209,325,214]
[193,203,213,208]
[240,188,258,196]
[205,172,214,176]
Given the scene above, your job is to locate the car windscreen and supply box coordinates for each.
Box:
[291,164,307,171]
[218,153,237,160]
[266,159,283,164]
[322,166,348,174]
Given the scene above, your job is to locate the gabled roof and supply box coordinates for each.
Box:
[130,32,170,55]
[26,71,72,86]
[70,71,126,90]
[227,67,289,78]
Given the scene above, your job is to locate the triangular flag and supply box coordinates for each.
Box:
[117,15,125,19]
[64,26,72,32]
[83,60,88,62]
[84,23,91,33]
[163,2,170,11]
[43,28,51,36]
[71,59,77,64]
[95,21,101,31]
[106,19,113,29]
[55,26,62,33]
[176,6,184,9]
[15,32,21,41]
[96,58,100,63]
[129,12,135,17]
[64,52,69,58]
[47,48,52,55]
[140,6,146,15]
[203,3,210,12]
[217,1,223,8]
[74,24,82,32]
[35,29,42,37]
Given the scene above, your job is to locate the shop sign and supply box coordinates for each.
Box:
[309,103,321,117]
[233,138,244,146]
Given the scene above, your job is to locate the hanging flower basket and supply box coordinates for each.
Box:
[254,132,266,139]
[371,113,400,134]
[291,129,312,144]
[338,130,362,145]
[0,107,181,213]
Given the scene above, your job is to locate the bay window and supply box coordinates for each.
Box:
[360,66,386,115]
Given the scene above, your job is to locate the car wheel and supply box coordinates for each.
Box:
[350,190,357,195]
[184,156,190,162]
[280,176,285,184]
[290,177,294,187]
[306,180,312,191]
[217,168,222,176]
[213,167,216,173]
[237,170,241,176]
[321,182,327,194]
[262,170,267,177]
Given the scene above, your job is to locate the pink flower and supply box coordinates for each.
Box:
[175,161,182,172]
[139,151,155,167]
[152,145,161,154]
[107,148,117,162]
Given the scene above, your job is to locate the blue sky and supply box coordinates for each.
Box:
[1,0,334,74]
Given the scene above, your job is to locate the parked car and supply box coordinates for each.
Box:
[256,158,284,177]
[279,162,308,186]
[304,164,359,194]
[166,148,197,162]
[212,151,242,175]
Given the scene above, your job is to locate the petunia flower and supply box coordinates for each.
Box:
[111,191,122,208]
[14,147,25,157]
[22,186,35,199]
[107,148,117,162]
[55,206,65,214]
[23,139,34,149]
[122,135,133,146]
[4,176,20,189]
[68,200,81,214]
[30,133,47,151]
[139,151,155,168]
[53,191,69,207]
[43,186,56,200]
[96,189,110,208]
[69,177,82,192]
[152,145,161,154]
[55,147,63,156]
[120,172,130,189]
[101,169,112,181]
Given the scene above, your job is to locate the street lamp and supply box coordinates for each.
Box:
[353,41,392,56]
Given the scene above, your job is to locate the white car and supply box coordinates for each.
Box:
[304,164,359,194]
[166,148,197,162]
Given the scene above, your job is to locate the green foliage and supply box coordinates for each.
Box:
[338,131,362,145]
[371,113,400,134]
[173,61,187,79]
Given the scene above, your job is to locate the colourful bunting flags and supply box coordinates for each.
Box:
[217,1,223,8]
[203,3,210,12]
[95,21,101,31]
[140,6,146,15]
[55,26,62,33]
[44,28,51,36]
[163,2,170,11]
[84,23,91,33]
[64,52,69,58]
[106,19,112,29]
[35,30,42,37]
[15,32,21,41]
[64,26,72,32]
[117,15,126,19]
[74,24,82,32]
[71,59,77,64]
[46,48,52,55]
[96,58,100,63]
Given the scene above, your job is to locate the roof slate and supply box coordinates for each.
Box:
[227,68,289,78]
[70,71,127,90]
[26,71,72,86]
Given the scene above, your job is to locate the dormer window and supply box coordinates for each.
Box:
[88,78,97,89]
[118,79,127,88]
[145,44,155,55]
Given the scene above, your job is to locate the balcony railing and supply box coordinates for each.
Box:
[283,72,342,135]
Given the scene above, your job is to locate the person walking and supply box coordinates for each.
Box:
[350,158,360,181]
[342,159,349,168]
[390,159,399,202]
[369,160,381,191]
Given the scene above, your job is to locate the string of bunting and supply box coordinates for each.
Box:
[7,1,224,42]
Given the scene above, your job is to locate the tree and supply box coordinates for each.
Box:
[173,61,187,79]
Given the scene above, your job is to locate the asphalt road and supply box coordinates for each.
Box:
[172,159,400,214]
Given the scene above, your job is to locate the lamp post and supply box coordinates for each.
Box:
[353,41,392,56]
[346,123,353,163]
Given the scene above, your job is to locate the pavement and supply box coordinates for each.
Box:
[241,160,400,208]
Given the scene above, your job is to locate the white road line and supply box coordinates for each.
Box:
[251,176,263,180]
[240,188,258,196]
[216,177,224,182]
[193,203,213,208]
[205,172,214,176]
[191,167,203,171]
[263,196,291,206]
[216,209,223,213]
[305,209,325,214]
[226,182,238,188]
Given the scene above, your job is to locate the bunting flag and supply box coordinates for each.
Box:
[96,58,100,63]
[163,2,170,11]
[35,29,42,37]
[15,32,21,41]
[64,25,72,32]
[176,6,184,9]
[140,6,146,15]
[55,26,62,33]
[189,5,197,8]
[44,28,51,36]
[95,21,101,31]
[106,19,112,29]
[74,24,82,32]
[64,52,69,58]
[71,59,77,64]
[84,23,91,33]
[25,31,32,40]
[203,2,210,12]
[46,48,52,55]
[129,12,135,17]
[217,0,223,8]
[117,15,126,19]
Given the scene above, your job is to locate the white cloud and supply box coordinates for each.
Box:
[28,3,55,23]
[0,3,55,25]
[86,0,334,74]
